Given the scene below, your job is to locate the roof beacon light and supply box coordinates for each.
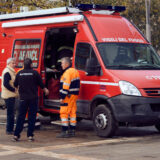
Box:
[76,4,126,12]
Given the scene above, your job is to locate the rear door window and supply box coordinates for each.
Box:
[12,39,41,68]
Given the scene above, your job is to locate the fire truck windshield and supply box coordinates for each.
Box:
[97,43,160,70]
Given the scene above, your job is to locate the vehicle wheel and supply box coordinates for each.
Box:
[39,111,50,117]
[0,105,6,110]
[155,124,160,132]
[77,117,83,122]
[50,114,60,121]
[93,104,118,138]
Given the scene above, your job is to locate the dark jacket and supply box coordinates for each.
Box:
[3,72,15,92]
[14,69,45,100]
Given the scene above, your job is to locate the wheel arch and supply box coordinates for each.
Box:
[90,95,115,119]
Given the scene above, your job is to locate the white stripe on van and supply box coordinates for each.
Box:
[0,76,2,80]
[2,15,84,28]
[80,81,118,86]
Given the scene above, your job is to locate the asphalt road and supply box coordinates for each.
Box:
[0,109,160,160]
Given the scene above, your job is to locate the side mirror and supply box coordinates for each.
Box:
[85,58,101,76]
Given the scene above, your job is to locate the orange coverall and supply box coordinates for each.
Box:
[60,67,80,130]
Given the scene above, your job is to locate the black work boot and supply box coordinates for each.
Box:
[69,130,75,137]
[56,131,69,138]
[12,136,20,142]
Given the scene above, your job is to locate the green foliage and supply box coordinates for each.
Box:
[0,0,160,50]
[0,0,62,13]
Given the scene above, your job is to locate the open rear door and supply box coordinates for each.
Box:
[12,28,47,109]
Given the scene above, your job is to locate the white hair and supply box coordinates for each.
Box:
[7,57,16,65]
[61,57,71,66]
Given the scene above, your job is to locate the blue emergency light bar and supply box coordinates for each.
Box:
[76,4,126,12]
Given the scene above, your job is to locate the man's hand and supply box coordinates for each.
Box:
[52,69,59,72]
[46,68,59,73]
[43,88,49,96]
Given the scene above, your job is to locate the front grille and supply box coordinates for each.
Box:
[143,88,160,97]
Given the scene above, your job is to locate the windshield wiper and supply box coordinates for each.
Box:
[107,64,135,69]
[134,64,160,70]
[107,64,160,70]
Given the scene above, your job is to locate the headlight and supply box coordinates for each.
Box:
[119,81,141,96]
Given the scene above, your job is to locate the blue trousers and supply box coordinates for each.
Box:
[14,98,38,138]
[5,97,15,132]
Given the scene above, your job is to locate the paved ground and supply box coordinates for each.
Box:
[0,109,160,160]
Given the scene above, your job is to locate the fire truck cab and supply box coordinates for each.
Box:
[1,4,160,137]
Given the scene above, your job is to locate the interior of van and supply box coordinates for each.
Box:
[43,27,76,109]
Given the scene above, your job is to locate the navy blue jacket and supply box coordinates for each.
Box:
[14,69,45,100]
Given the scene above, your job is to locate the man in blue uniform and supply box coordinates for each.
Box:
[12,58,49,142]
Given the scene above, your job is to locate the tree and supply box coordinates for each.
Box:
[0,0,64,13]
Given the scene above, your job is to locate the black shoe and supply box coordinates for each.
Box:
[56,131,70,138]
[28,136,34,142]
[12,136,19,142]
[69,130,75,137]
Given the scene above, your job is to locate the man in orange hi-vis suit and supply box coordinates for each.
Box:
[57,57,80,138]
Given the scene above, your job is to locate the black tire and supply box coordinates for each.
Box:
[50,114,60,121]
[39,111,50,117]
[93,104,118,138]
[0,105,6,110]
[155,124,160,132]
[77,117,83,122]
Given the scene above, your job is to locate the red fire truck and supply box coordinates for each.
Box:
[1,4,160,137]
